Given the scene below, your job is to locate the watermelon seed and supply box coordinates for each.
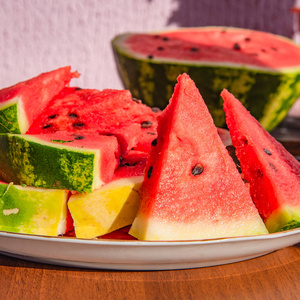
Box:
[132,98,142,104]
[147,166,153,179]
[73,123,85,127]
[48,114,57,119]
[147,55,154,59]
[141,121,153,128]
[151,107,161,112]
[271,47,278,51]
[75,87,82,90]
[69,113,79,118]
[162,37,169,41]
[263,148,272,155]
[190,47,199,52]
[42,124,52,129]
[257,169,263,178]
[147,132,156,135]
[154,35,160,38]
[251,53,258,56]
[261,49,266,52]
[192,164,204,176]
[233,43,241,50]
[157,46,164,51]
[73,135,85,140]
[151,138,157,146]
[269,162,277,171]
[245,37,251,42]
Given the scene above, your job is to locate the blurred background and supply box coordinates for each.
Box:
[0,0,299,115]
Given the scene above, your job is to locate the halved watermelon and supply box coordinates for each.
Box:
[0,66,79,134]
[221,89,300,232]
[0,132,120,193]
[129,73,268,241]
[112,27,300,131]
[27,87,160,154]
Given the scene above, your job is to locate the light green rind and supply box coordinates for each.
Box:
[0,134,100,193]
[265,206,300,233]
[0,183,67,236]
[112,36,300,131]
[0,103,21,134]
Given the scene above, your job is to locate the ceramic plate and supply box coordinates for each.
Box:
[0,228,300,270]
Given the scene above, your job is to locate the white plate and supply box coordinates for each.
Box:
[0,229,300,270]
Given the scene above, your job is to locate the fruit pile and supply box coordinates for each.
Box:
[0,67,299,240]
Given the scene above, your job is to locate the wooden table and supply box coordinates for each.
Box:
[0,244,300,299]
[1,117,300,300]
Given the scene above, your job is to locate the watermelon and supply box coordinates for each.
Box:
[112,27,300,131]
[221,89,300,233]
[0,182,68,236]
[129,73,268,241]
[27,87,160,154]
[0,132,120,193]
[0,66,79,134]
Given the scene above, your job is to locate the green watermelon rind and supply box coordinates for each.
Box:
[0,182,68,236]
[265,206,300,233]
[112,30,300,131]
[0,102,21,134]
[0,134,101,193]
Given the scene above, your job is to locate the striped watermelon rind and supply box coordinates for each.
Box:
[112,27,300,131]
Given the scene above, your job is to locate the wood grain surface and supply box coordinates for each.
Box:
[0,244,300,300]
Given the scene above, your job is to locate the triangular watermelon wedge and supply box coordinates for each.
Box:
[221,89,300,233]
[0,66,79,134]
[129,74,268,241]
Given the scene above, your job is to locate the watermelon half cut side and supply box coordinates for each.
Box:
[0,66,79,134]
[129,73,268,241]
[112,27,300,130]
[222,89,300,233]
[0,132,120,193]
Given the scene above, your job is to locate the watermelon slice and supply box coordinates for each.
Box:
[0,182,68,236]
[27,87,160,154]
[129,73,268,241]
[0,66,79,134]
[112,27,300,131]
[0,132,120,193]
[221,89,300,233]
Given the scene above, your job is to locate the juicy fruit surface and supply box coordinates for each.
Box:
[123,28,300,69]
[130,73,267,241]
[0,183,68,236]
[68,176,143,239]
[27,87,159,154]
[0,133,120,193]
[0,66,79,134]
[222,89,300,232]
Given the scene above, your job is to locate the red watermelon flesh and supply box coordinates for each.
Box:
[129,73,267,241]
[221,89,300,232]
[0,66,79,133]
[27,88,159,154]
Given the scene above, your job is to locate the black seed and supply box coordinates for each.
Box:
[132,98,142,104]
[251,53,258,56]
[221,29,227,33]
[69,113,79,118]
[147,132,156,135]
[245,37,251,42]
[48,114,57,119]
[261,48,266,52]
[75,87,82,90]
[151,138,157,146]
[242,178,249,184]
[151,107,161,113]
[192,164,204,176]
[141,121,153,128]
[233,43,241,50]
[73,135,85,140]
[42,124,52,129]
[147,166,153,179]
[269,162,277,171]
[157,46,164,51]
[257,169,263,178]
[147,55,154,59]
[162,37,169,41]
[73,123,85,127]
[190,47,199,52]
[154,35,160,38]
[263,148,272,155]
[271,47,278,51]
